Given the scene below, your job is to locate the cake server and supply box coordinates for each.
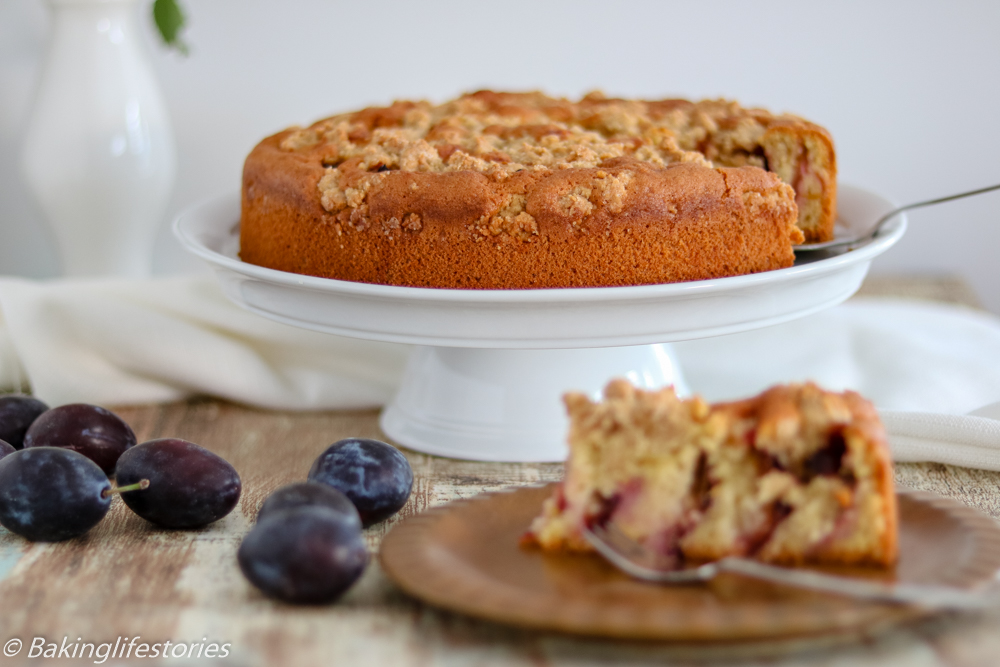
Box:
[793,182,1000,253]
[583,521,998,610]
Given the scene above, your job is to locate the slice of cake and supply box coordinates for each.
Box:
[526,380,897,567]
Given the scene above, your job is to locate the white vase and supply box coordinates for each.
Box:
[21,0,176,278]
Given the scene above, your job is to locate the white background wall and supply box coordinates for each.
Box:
[2,1,1000,308]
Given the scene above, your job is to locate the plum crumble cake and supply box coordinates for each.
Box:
[525,380,897,567]
[240,91,836,289]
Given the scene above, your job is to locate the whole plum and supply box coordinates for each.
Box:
[0,447,111,541]
[238,506,368,604]
[115,438,241,528]
[308,438,413,527]
[0,440,14,461]
[0,395,49,449]
[257,482,361,529]
[24,403,136,474]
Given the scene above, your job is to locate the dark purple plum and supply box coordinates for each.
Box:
[115,438,241,529]
[238,506,368,604]
[0,440,14,461]
[0,395,49,449]
[0,447,111,541]
[24,403,136,475]
[257,482,361,529]
[308,438,413,527]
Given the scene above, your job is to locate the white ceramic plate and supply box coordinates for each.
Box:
[174,184,905,350]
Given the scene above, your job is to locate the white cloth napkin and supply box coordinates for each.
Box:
[0,276,409,411]
[3,275,1000,469]
[879,408,1000,471]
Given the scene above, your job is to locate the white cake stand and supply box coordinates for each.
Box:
[174,185,905,462]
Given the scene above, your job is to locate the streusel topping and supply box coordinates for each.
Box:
[282,92,745,217]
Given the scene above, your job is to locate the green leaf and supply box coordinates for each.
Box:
[153,0,188,56]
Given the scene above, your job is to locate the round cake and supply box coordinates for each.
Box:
[240,91,836,289]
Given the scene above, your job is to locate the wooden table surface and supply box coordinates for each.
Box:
[2,275,999,667]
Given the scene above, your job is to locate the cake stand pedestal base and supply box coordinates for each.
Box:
[380,344,688,462]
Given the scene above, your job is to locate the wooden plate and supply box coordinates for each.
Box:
[380,484,1000,642]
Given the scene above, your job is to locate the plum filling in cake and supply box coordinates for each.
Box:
[804,429,847,477]
[526,381,897,568]
[583,429,858,564]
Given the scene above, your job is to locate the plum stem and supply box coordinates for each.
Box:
[103,479,150,497]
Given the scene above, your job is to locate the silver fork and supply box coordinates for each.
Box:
[582,522,997,610]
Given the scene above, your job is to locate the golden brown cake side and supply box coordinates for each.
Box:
[241,133,802,289]
[525,381,897,568]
